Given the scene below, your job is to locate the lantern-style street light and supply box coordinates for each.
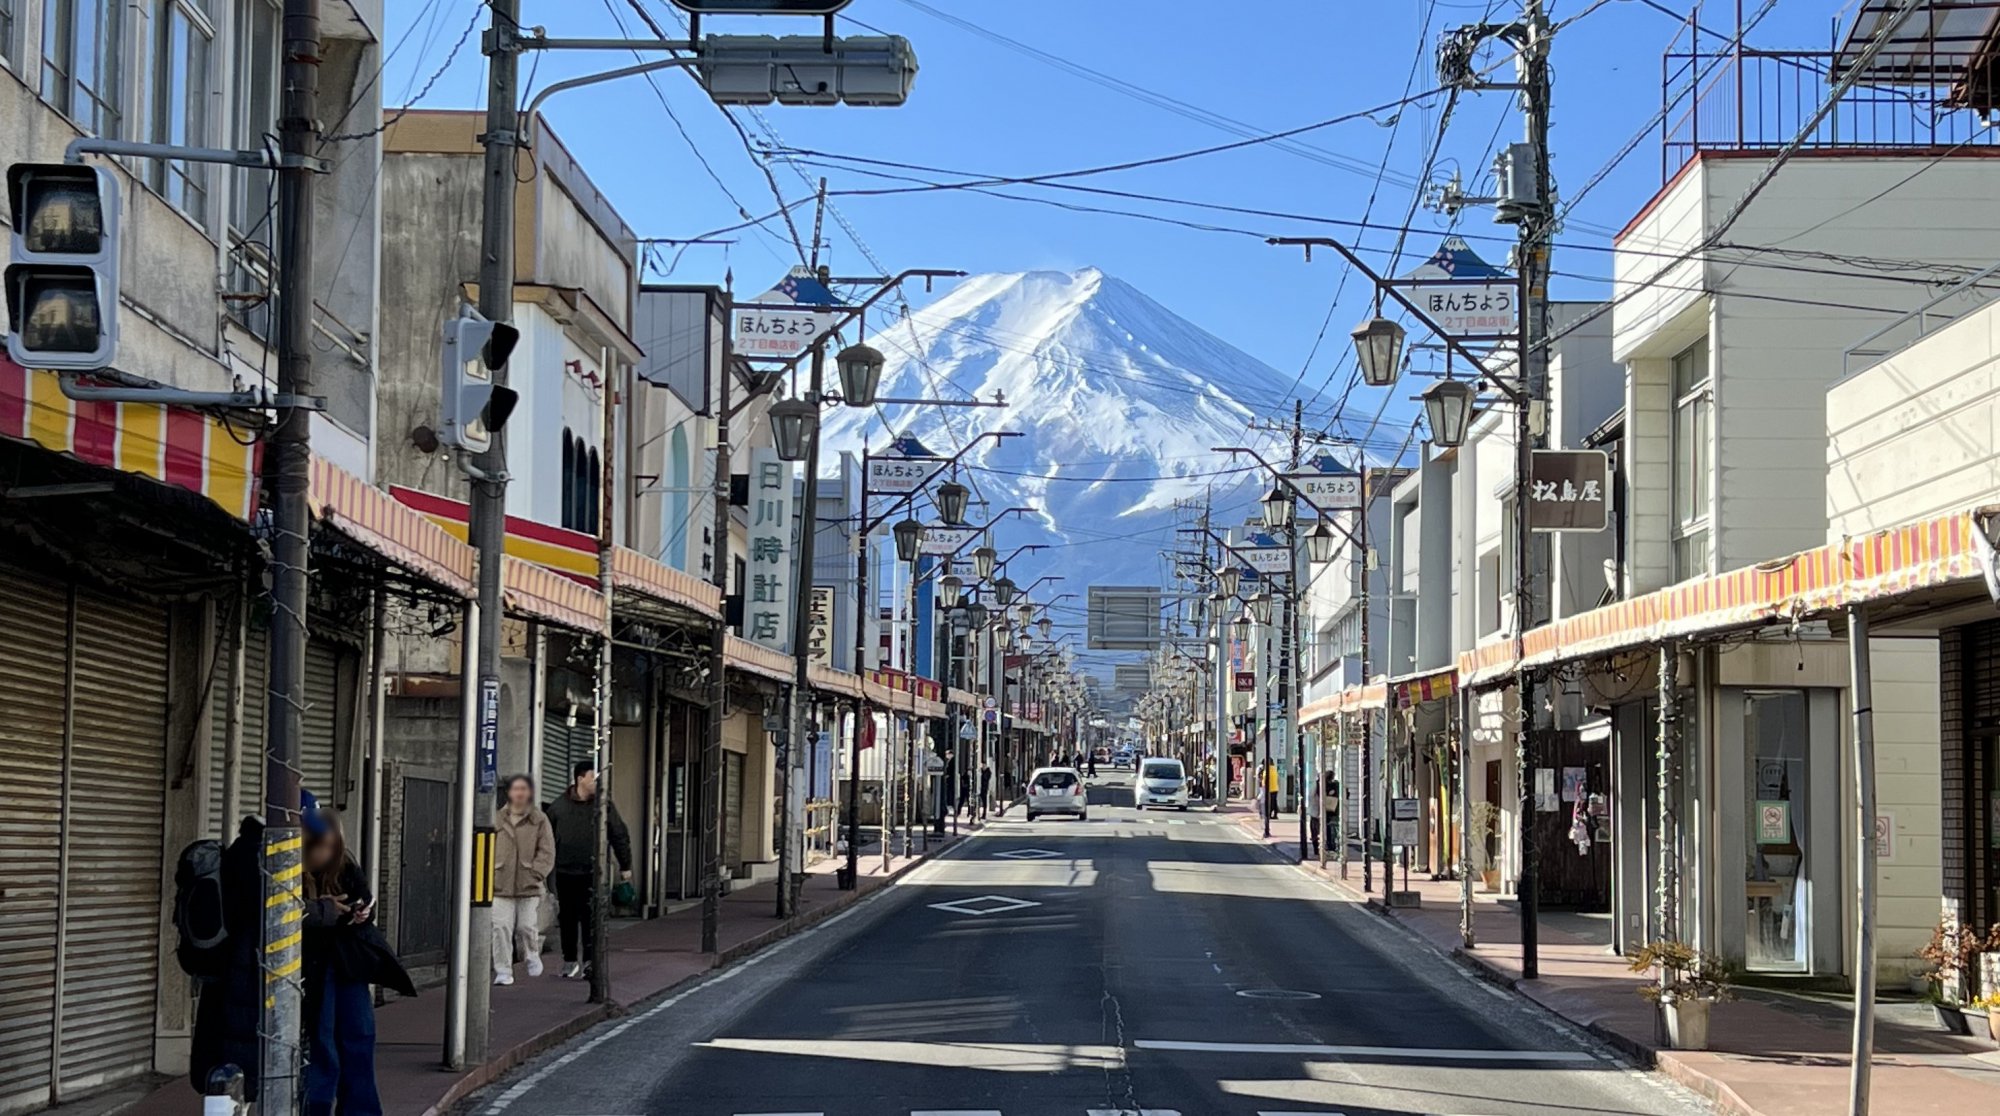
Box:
[997,625,1014,650]
[992,576,1018,606]
[768,397,817,462]
[1231,612,1251,642]
[939,573,964,608]
[1352,313,1406,388]
[1248,591,1274,626]
[835,343,885,407]
[935,479,970,526]
[892,517,922,563]
[1306,520,1339,564]
[967,600,989,629]
[1037,616,1053,638]
[1261,483,1294,531]
[1216,565,1242,597]
[1423,377,1479,449]
[972,545,997,580]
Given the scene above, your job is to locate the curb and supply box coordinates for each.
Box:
[428,837,964,1116]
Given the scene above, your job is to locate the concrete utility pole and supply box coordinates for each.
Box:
[454,0,522,1066]
[702,278,737,954]
[259,2,321,1111]
[1848,605,1879,1114]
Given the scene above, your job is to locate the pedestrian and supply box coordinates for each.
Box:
[957,763,973,819]
[979,761,993,815]
[1262,758,1281,837]
[299,792,413,1116]
[492,774,555,985]
[187,816,267,1101]
[1085,751,1097,779]
[545,760,632,979]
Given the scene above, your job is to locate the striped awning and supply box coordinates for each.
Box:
[1,360,259,519]
[725,635,793,682]
[610,545,721,620]
[866,668,946,719]
[1391,667,1456,709]
[1457,509,1985,687]
[948,687,979,708]
[1299,681,1390,726]
[505,557,608,633]
[808,663,862,699]
[309,456,474,595]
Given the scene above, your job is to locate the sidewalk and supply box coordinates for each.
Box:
[1229,811,2000,1116]
[128,830,966,1116]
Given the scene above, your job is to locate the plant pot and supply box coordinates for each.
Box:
[1479,868,1500,892]
[1664,998,1713,1050]
[1907,972,1932,995]
[1987,1006,2000,1046]
[1933,1002,1972,1035]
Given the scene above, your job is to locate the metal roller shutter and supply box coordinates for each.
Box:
[302,639,340,802]
[207,624,268,839]
[0,572,69,1112]
[59,589,168,1096]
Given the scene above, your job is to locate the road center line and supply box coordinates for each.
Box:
[1131,1038,1597,1062]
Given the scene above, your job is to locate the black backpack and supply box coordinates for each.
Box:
[173,839,231,981]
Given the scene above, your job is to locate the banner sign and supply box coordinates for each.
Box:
[1283,470,1360,510]
[866,455,942,495]
[1234,670,1255,693]
[806,586,836,667]
[918,525,980,555]
[745,448,794,650]
[1527,450,1610,532]
[1241,546,1291,575]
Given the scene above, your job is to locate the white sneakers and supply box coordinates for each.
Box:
[526,954,545,978]
[562,962,585,979]
[492,971,514,986]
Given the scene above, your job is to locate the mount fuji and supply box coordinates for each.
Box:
[817,267,1299,645]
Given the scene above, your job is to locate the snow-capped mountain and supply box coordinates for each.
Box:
[818,267,1296,631]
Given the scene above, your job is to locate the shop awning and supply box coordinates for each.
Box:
[866,668,946,720]
[1,360,260,520]
[393,484,599,582]
[948,687,979,708]
[505,557,608,633]
[1391,666,1456,709]
[610,545,721,621]
[1299,681,1390,726]
[309,456,474,596]
[1457,508,1985,687]
[808,663,863,700]
[726,635,793,682]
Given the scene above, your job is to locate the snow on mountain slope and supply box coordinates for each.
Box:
[816,267,1294,629]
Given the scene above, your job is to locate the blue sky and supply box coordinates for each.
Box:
[383,0,1844,435]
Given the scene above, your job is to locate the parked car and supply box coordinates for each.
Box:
[1025,766,1088,821]
[1135,757,1189,810]
[1112,746,1135,769]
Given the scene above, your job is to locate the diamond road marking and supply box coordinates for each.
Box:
[927,894,1043,916]
[993,848,1063,860]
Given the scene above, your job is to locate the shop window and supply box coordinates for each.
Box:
[1744,689,1809,972]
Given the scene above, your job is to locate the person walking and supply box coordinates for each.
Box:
[492,774,555,985]
[1262,758,1281,838]
[545,760,632,979]
[978,760,993,816]
[299,792,413,1116]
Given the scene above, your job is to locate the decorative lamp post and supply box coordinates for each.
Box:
[1216,565,1242,598]
[768,397,817,462]
[967,600,990,630]
[1231,613,1252,643]
[892,517,923,563]
[939,573,964,609]
[1261,483,1294,531]
[1352,313,1406,388]
[1017,603,1034,626]
[1037,616,1053,638]
[997,625,1014,651]
[1248,591,1274,627]
[972,545,997,580]
[936,479,970,526]
[993,576,1018,606]
[1307,520,1338,564]
[835,343,885,407]
[1423,377,1479,449]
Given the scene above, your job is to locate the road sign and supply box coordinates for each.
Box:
[1527,450,1610,532]
[1390,797,1420,847]
[1409,280,1517,338]
[918,525,979,555]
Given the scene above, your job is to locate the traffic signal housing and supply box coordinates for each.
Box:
[440,311,520,457]
[5,162,121,371]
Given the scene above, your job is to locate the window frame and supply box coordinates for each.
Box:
[1,0,20,71]
[150,0,218,224]
[40,0,125,138]
[1670,336,1713,580]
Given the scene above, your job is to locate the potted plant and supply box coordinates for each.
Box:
[1975,993,2000,1046]
[1918,918,2000,1034]
[1630,939,1734,1051]
[1469,801,1503,891]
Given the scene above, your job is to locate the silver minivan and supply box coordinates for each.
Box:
[1136,758,1189,810]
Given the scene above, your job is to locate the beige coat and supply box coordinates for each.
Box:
[493,805,556,898]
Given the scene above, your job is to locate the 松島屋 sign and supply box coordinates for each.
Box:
[745,448,794,650]
[1527,450,1609,532]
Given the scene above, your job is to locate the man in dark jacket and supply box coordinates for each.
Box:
[545,760,631,978]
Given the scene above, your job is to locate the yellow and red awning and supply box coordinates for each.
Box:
[0,360,259,519]
[392,484,600,584]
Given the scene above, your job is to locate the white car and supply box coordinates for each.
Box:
[1025,766,1088,821]
[1135,758,1190,810]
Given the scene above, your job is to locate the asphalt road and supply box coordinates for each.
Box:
[461,771,1708,1116]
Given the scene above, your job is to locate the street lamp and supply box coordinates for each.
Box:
[835,342,885,407]
[939,573,964,608]
[972,545,997,580]
[967,600,990,629]
[997,625,1014,650]
[892,517,922,563]
[1248,591,1274,626]
[992,576,1018,606]
[1017,603,1035,625]
[768,397,817,462]
[1423,377,1479,449]
[1261,483,1294,531]
[1306,520,1339,564]
[1231,612,1251,643]
[1352,314,1406,388]
[1038,616,1053,638]
[1216,565,1242,597]
[935,479,970,526]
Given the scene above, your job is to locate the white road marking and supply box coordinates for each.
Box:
[927,894,1042,916]
[909,1111,1004,1115]
[992,848,1063,860]
[1131,1039,1597,1063]
[1085,1110,1181,1115]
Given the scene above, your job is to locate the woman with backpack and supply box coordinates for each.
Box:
[300,792,413,1116]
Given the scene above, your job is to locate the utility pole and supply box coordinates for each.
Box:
[453,0,521,1064]
[259,2,320,1111]
[702,277,736,953]
[1510,0,1554,981]
[1288,400,1306,863]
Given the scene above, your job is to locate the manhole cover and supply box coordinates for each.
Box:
[1234,988,1321,1001]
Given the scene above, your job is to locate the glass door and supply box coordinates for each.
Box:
[1744,690,1810,972]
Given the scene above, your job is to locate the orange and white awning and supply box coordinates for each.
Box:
[726,635,793,682]
[610,545,721,620]
[1392,667,1456,709]
[504,557,609,633]
[1457,509,1985,687]
[309,456,474,595]
[1,360,259,519]
[1299,681,1390,727]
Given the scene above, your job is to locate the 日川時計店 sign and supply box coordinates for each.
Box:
[745,447,795,650]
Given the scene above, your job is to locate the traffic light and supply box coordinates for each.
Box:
[5,162,121,371]
[440,311,520,456]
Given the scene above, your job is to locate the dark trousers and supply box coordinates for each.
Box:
[304,968,381,1116]
[555,871,594,964]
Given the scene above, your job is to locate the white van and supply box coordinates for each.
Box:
[1135,757,1189,810]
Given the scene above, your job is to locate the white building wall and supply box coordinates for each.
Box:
[1827,298,2000,538]
[1862,636,1944,986]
